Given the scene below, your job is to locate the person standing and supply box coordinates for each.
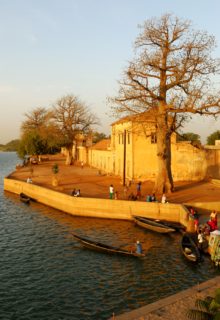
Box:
[136,182,142,199]
[161,193,167,204]
[81,161,84,169]
[109,184,114,199]
[135,240,143,254]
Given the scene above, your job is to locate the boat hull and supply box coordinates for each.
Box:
[181,233,201,263]
[72,233,145,257]
[133,216,176,233]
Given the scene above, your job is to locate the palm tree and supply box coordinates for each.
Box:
[187,288,220,320]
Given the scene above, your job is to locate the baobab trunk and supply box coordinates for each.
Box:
[65,145,74,165]
[153,114,174,194]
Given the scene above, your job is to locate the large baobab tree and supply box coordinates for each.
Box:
[111,13,220,194]
[53,94,98,165]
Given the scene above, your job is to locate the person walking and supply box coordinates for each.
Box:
[109,184,114,199]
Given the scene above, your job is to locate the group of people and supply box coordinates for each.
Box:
[190,207,218,234]
[189,207,218,250]
[109,181,169,204]
[146,193,157,202]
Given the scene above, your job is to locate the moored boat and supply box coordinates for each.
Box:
[181,232,201,263]
[72,233,145,257]
[20,192,31,204]
[133,216,176,233]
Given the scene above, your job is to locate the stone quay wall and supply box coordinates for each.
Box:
[4,177,189,225]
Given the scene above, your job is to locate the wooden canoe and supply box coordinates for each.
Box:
[181,233,201,263]
[72,233,145,258]
[133,216,176,233]
[20,192,30,204]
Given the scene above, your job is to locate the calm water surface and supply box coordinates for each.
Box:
[0,152,219,320]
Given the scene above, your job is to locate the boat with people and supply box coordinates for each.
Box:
[180,232,201,263]
[72,233,146,257]
[19,192,31,204]
[133,216,176,233]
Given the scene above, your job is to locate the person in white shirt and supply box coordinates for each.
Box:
[27,177,32,183]
[161,193,167,203]
[109,185,114,199]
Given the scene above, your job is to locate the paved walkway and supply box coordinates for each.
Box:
[111,276,220,320]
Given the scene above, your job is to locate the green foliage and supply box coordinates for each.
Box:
[18,107,61,159]
[52,163,59,174]
[177,132,201,143]
[187,289,220,320]
[0,139,20,151]
[92,131,108,144]
[207,131,220,145]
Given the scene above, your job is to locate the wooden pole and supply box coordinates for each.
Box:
[123,129,126,186]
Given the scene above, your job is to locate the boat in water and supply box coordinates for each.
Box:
[181,232,201,263]
[72,233,145,257]
[133,216,176,233]
[19,192,31,204]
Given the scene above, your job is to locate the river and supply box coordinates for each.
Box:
[0,152,219,320]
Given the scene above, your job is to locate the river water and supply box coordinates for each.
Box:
[0,152,219,320]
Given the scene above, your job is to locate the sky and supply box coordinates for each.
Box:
[1,0,220,144]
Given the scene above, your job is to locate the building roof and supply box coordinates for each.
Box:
[91,139,111,150]
[111,111,156,126]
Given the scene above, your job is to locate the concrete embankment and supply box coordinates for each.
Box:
[111,276,220,320]
[4,177,189,225]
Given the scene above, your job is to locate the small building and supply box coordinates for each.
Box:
[86,113,208,182]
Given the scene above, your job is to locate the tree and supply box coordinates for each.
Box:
[207,131,220,145]
[52,94,98,165]
[187,288,220,320]
[177,132,201,142]
[92,131,108,144]
[18,107,61,158]
[111,13,220,194]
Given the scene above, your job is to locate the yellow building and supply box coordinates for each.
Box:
[87,113,208,182]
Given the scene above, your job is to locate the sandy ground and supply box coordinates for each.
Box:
[9,153,220,204]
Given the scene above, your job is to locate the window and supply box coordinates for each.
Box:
[121,133,124,144]
[118,134,120,144]
[151,132,157,144]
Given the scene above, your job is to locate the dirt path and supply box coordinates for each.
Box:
[10,154,220,204]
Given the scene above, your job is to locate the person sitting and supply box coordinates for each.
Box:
[71,188,76,196]
[146,194,152,202]
[135,240,143,254]
[74,189,81,197]
[128,192,137,201]
[26,177,32,183]
[151,193,157,202]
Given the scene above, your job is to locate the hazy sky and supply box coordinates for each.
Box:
[1,0,220,144]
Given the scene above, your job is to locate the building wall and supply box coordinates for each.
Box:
[88,149,113,174]
[205,147,220,179]
[68,119,220,182]
[172,142,207,181]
